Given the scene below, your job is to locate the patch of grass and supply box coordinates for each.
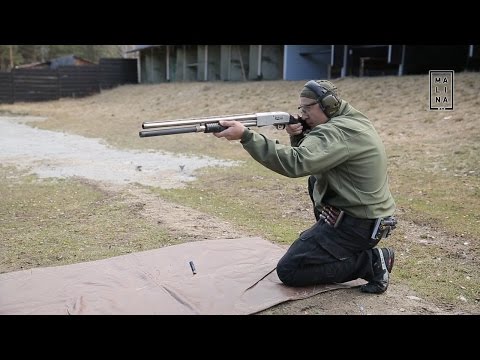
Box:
[390,231,479,307]
[391,168,480,242]
[0,109,29,116]
[0,166,174,273]
[155,162,314,244]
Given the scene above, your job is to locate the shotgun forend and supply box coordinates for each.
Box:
[139,112,301,138]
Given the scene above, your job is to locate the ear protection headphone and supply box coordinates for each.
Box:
[304,80,341,117]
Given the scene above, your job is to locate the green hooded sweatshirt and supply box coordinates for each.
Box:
[240,100,396,219]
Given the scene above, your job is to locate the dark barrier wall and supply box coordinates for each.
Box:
[0,72,13,104]
[0,58,137,104]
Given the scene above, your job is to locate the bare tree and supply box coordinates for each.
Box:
[118,45,137,58]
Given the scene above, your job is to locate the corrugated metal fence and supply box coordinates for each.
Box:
[0,58,137,104]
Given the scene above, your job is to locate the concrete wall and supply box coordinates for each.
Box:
[166,46,176,81]
[220,45,250,81]
[283,45,331,80]
[198,45,221,81]
[140,47,166,83]
[140,45,282,83]
[174,46,185,81]
[182,45,198,81]
[248,45,283,80]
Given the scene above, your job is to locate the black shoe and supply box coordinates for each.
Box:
[360,247,395,294]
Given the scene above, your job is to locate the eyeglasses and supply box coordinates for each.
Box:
[297,101,318,114]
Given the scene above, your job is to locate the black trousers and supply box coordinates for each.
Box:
[276,176,381,287]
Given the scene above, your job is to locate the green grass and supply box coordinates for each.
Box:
[390,167,480,241]
[0,166,175,273]
[391,231,478,305]
[154,162,314,245]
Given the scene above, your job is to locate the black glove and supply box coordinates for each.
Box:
[289,114,310,134]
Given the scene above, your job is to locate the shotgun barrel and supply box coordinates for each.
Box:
[139,111,299,138]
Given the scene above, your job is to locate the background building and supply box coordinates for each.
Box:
[128,45,479,83]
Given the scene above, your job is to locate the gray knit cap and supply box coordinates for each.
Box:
[300,80,339,100]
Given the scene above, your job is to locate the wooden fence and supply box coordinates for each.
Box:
[0,58,137,104]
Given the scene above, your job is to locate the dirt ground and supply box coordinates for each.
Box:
[0,118,468,314]
[1,73,478,315]
[128,190,440,314]
[117,184,470,315]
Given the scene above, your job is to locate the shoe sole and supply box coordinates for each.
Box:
[385,248,395,273]
[360,248,394,295]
